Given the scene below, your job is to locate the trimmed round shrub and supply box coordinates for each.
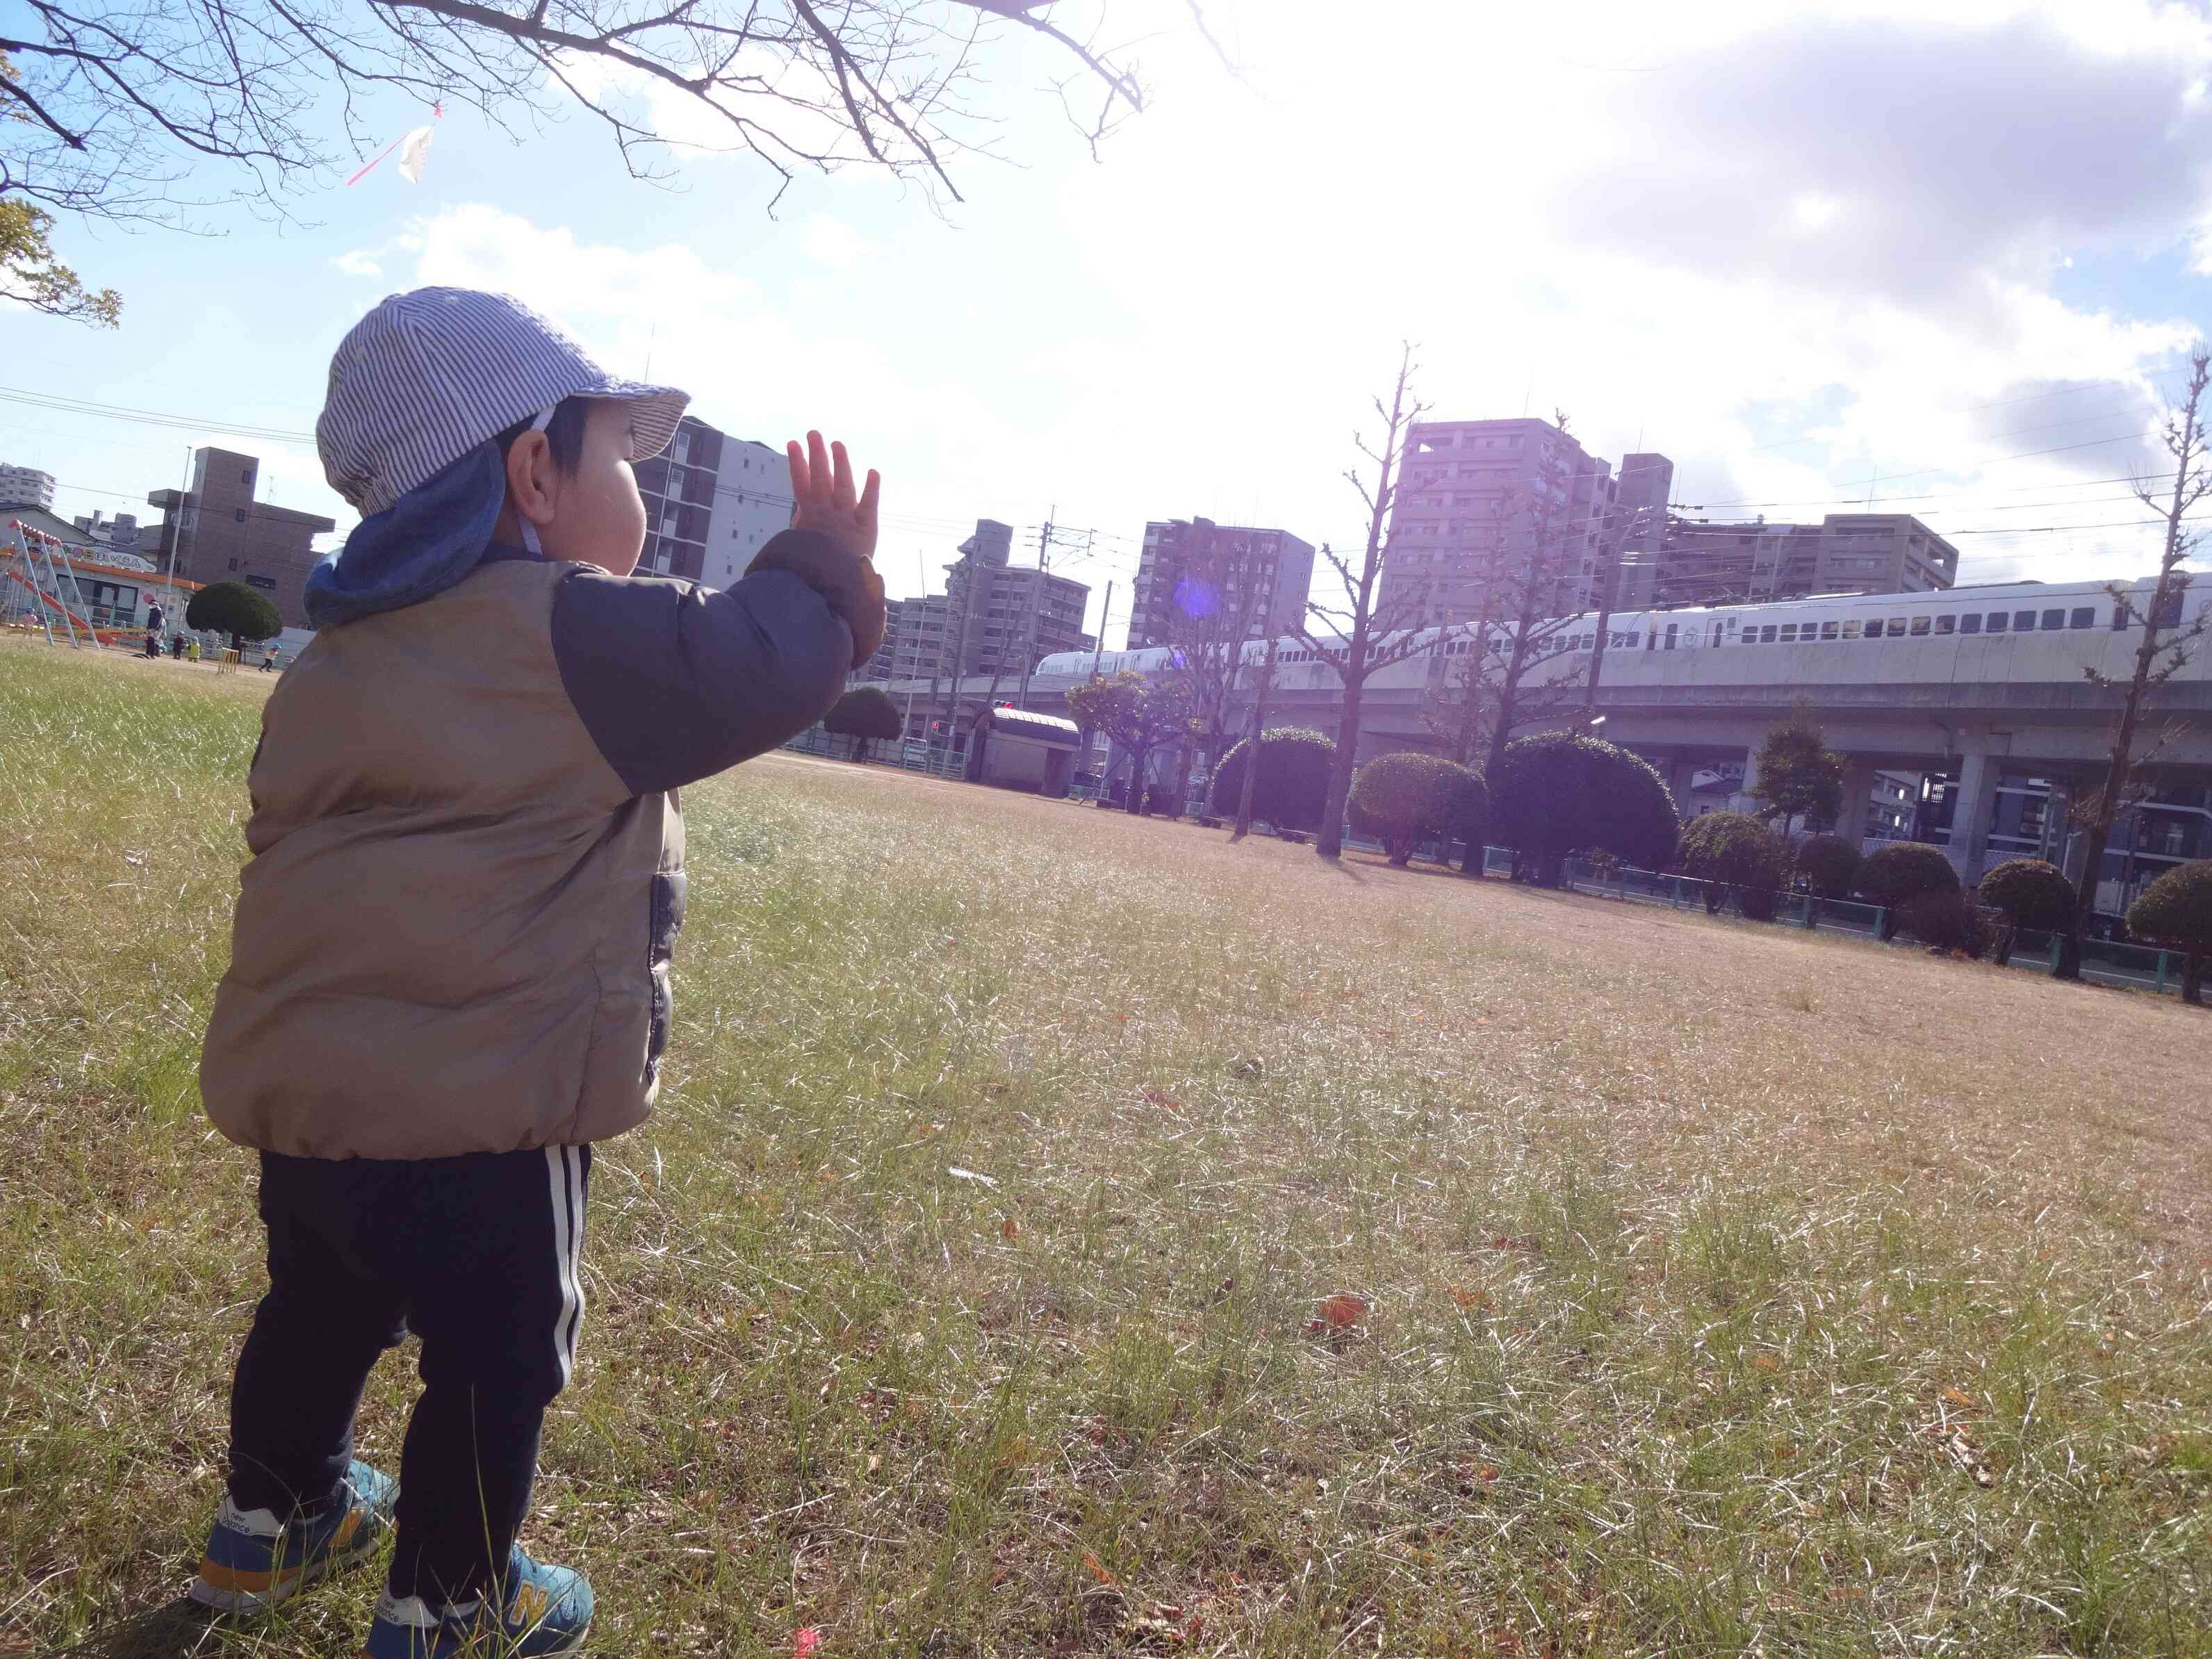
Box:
[2127,858,2212,1005]
[1899,890,1995,958]
[1794,834,1861,899]
[1348,752,1488,867]
[1679,811,1788,920]
[1976,858,2075,966]
[1490,731,1679,883]
[185,579,282,646]
[1857,842,1961,942]
[1211,726,1336,831]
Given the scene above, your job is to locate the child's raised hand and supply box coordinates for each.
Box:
[787,431,880,566]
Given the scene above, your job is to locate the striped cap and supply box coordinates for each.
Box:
[318,288,690,517]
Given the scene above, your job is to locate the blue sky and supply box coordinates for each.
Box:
[6,0,2212,646]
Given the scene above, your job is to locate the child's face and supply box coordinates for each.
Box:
[537,401,648,578]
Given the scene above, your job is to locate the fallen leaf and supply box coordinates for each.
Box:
[1082,1551,1117,1586]
[1943,1387,1977,1409]
[1753,1355,1779,1372]
[1314,1293,1366,1330]
[1448,1286,1488,1310]
[1143,1087,1183,1115]
[1001,1216,1019,1241]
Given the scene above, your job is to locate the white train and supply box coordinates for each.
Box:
[1032,576,2212,690]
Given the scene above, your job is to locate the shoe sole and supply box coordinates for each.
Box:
[188,1521,386,1615]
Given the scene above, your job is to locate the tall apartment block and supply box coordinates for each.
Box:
[1608,452,1676,611]
[1655,513,1958,607]
[865,518,1091,683]
[0,464,57,511]
[146,447,336,631]
[632,414,796,588]
[1129,519,1315,648]
[1377,418,1619,629]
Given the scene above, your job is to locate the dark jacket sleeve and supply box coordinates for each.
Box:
[551,533,855,795]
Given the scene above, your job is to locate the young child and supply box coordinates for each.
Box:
[188,288,886,1657]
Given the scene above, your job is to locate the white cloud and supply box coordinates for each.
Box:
[334,248,384,278]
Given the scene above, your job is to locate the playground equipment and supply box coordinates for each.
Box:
[1,520,108,647]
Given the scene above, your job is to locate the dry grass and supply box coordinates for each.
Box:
[3,637,2210,1658]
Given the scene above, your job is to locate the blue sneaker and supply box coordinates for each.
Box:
[189,1460,398,1613]
[358,1546,593,1658]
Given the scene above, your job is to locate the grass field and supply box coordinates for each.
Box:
[3,636,2210,1658]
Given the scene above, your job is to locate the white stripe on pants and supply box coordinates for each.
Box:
[544,1146,585,1384]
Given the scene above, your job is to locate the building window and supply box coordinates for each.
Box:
[234,508,247,523]
[241,468,253,486]
[1960,614,1981,635]
[227,558,238,571]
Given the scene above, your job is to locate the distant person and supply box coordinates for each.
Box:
[187,637,202,663]
[187,288,884,1658]
[259,646,278,672]
[170,630,187,661]
[145,602,166,658]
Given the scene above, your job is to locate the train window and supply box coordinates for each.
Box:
[1664,623,1678,649]
[2112,603,2133,630]
[1935,615,1956,635]
[1821,620,1839,639]
[1885,618,1907,636]
[1985,612,2008,633]
[1842,619,1862,639]
[2014,610,2038,632]
[1780,623,1798,641]
[2070,607,2094,630]
[1960,614,1981,634]
[1909,616,1931,637]
[2041,608,2065,630]
[1760,625,1777,643]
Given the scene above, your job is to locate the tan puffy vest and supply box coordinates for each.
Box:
[201,559,682,1159]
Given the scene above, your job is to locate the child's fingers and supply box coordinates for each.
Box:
[785,439,810,502]
[830,440,855,509]
[807,431,831,502]
[858,468,881,525]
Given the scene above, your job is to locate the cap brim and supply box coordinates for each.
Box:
[582,377,691,463]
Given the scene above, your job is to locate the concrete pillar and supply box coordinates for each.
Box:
[1833,760,1874,845]
[1949,752,1999,883]
[1729,744,1761,815]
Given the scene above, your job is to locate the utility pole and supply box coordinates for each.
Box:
[940,539,979,772]
[1582,501,1663,725]
[1015,512,1054,712]
[1230,637,1277,842]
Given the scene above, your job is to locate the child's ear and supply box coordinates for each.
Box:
[504,431,556,526]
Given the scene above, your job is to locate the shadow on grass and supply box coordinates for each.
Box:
[33,1600,223,1658]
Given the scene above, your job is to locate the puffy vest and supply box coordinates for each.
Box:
[201,559,683,1159]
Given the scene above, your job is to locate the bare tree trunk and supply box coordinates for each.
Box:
[2058,345,2211,979]
[1231,640,1275,842]
[1318,662,1367,859]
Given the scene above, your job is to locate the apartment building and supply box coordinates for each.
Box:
[1129,518,1314,647]
[145,447,336,632]
[1377,418,1621,628]
[865,518,1091,683]
[0,464,57,511]
[630,414,797,588]
[1655,513,1958,608]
